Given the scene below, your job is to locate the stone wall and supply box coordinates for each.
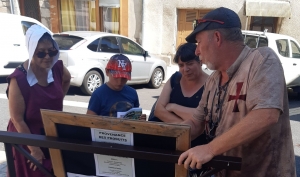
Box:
[135,0,300,59]
[128,0,142,45]
[39,0,51,29]
[0,0,51,29]
[0,0,20,14]
[0,0,11,13]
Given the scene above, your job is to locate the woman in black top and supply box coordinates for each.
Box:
[154,43,209,147]
[152,43,209,176]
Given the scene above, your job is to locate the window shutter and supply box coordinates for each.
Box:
[186,10,197,22]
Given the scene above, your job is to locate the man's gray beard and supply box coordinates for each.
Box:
[206,62,216,70]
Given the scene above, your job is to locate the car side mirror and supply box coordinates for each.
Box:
[143,51,148,58]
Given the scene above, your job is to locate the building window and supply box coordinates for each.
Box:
[99,37,120,53]
[276,39,289,57]
[19,0,41,21]
[60,0,96,31]
[99,0,120,34]
[291,40,300,58]
[99,7,120,34]
[250,17,278,33]
[119,37,143,55]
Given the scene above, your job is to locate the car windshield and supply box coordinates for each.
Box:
[53,35,83,50]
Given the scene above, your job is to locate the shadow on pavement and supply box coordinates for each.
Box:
[129,84,150,90]
[66,84,153,96]
[0,77,7,84]
[66,86,86,96]
[0,161,6,176]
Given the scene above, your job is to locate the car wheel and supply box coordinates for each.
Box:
[80,70,103,95]
[148,68,163,88]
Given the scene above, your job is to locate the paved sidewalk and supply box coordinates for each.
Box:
[0,151,7,177]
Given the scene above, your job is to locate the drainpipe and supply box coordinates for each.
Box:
[9,0,15,14]
[245,16,248,30]
[141,0,146,48]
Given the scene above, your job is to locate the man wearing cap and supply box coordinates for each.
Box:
[178,7,296,176]
[87,54,145,120]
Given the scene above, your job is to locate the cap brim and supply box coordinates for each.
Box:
[111,71,131,80]
[185,22,211,43]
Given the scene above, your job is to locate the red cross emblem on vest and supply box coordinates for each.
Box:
[228,82,246,112]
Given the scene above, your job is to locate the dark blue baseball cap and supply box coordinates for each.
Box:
[186,7,241,43]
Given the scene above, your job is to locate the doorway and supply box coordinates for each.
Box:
[176,9,211,48]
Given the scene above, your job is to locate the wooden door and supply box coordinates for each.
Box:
[18,0,41,21]
[176,9,211,49]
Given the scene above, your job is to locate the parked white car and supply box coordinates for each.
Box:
[242,30,300,93]
[53,31,167,95]
[202,30,300,94]
[0,13,52,76]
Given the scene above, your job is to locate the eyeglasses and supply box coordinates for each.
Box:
[193,19,225,30]
[35,50,58,58]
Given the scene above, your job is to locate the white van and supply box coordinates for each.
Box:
[0,13,52,76]
[242,30,300,92]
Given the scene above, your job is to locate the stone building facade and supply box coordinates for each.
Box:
[0,0,299,63]
[128,0,299,60]
[0,0,51,28]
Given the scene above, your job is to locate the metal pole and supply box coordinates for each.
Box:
[245,16,248,30]
[9,0,15,14]
[4,143,16,177]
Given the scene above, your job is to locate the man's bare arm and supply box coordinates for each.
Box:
[178,108,280,169]
[182,115,205,140]
[209,108,279,155]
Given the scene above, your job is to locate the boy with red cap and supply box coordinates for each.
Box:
[87,54,145,120]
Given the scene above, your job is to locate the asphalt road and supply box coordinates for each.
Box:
[0,76,299,176]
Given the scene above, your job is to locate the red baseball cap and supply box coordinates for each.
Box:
[106,54,132,80]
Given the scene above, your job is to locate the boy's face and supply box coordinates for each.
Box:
[106,69,128,91]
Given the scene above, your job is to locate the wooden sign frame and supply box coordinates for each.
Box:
[41,109,191,177]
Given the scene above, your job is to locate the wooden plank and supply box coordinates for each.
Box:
[120,0,128,36]
[18,0,25,16]
[41,109,190,177]
[176,9,186,49]
[41,111,66,177]
[175,164,187,177]
[95,0,100,31]
[175,120,190,177]
[41,110,190,137]
[49,0,60,33]
[275,17,282,33]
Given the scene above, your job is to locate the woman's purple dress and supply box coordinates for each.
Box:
[7,60,64,177]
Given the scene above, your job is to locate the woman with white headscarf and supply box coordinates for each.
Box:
[6,25,71,177]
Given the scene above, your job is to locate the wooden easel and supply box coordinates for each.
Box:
[41,109,191,177]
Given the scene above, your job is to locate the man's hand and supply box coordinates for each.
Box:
[178,144,215,169]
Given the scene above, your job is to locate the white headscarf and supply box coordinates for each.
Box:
[25,24,60,86]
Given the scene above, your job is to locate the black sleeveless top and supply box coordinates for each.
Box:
[169,72,207,147]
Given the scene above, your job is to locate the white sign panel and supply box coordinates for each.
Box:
[91,128,133,146]
[95,155,135,177]
[91,129,135,177]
